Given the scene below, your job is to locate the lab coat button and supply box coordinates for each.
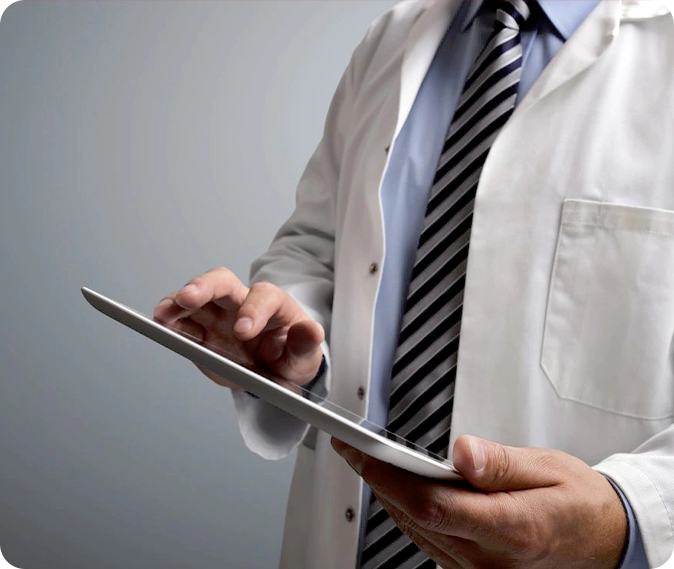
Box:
[357,387,365,400]
[384,145,390,155]
[369,262,379,275]
[345,508,355,522]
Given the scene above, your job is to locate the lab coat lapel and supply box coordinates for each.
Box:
[393,0,462,143]
[518,0,621,114]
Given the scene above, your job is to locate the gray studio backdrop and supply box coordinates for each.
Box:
[0,2,395,568]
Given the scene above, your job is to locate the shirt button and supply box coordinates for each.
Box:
[345,508,355,522]
[369,262,379,275]
[357,387,365,400]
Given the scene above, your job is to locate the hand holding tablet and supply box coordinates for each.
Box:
[82,282,461,481]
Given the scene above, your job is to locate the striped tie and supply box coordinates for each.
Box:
[360,1,536,567]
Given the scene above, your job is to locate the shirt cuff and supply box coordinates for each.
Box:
[605,477,649,569]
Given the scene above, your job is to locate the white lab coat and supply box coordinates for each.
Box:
[232,1,674,567]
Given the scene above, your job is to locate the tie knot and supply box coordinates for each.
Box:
[493,0,537,30]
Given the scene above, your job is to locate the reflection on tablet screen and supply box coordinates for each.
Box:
[158,317,450,466]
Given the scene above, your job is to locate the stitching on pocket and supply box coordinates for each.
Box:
[562,199,674,236]
[561,222,674,238]
[542,199,674,420]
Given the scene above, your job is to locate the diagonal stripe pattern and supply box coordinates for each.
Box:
[359,2,537,568]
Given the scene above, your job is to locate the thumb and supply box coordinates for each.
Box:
[452,435,563,492]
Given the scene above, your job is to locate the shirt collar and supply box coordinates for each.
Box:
[461,0,601,41]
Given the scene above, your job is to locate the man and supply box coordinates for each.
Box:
[154,0,674,567]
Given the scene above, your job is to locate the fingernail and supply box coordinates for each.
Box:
[469,436,487,472]
[331,438,347,453]
[233,317,253,333]
[332,440,363,475]
[344,449,363,475]
[157,298,173,307]
[180,284,197,295]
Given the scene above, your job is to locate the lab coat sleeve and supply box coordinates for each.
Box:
[594,423,674,568]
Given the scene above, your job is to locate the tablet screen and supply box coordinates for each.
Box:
[159,317,449,463]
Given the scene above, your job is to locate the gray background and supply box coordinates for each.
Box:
[0,2,394,568]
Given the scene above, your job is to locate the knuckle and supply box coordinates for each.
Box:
[209,266,232,277]
[508,528,532,555]
[427,502,450,532]
[503,517,533,554]
[492,445,513,483]
[531,448,569,485]
[201,267,235,288]
[386,505,418,540]
[413,492,451,531]
[499,501,549,559]
[536,448,563,472]
[396,516,419,541]
[153,296,173,316]
[249,281,279,296]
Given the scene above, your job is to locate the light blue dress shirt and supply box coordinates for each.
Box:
[362,1,648,566]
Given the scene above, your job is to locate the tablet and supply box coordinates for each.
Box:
[81,287,461,480]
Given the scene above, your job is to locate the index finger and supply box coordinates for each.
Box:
[233,281,309,340]
[177,267,249,310]
[153,267,249,323]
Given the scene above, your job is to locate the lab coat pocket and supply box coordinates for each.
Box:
[542,199,674,420]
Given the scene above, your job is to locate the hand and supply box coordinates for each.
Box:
[153,267,325,390]
[332,435,628,569]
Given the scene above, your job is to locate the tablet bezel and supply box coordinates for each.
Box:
[81,287,461,480]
